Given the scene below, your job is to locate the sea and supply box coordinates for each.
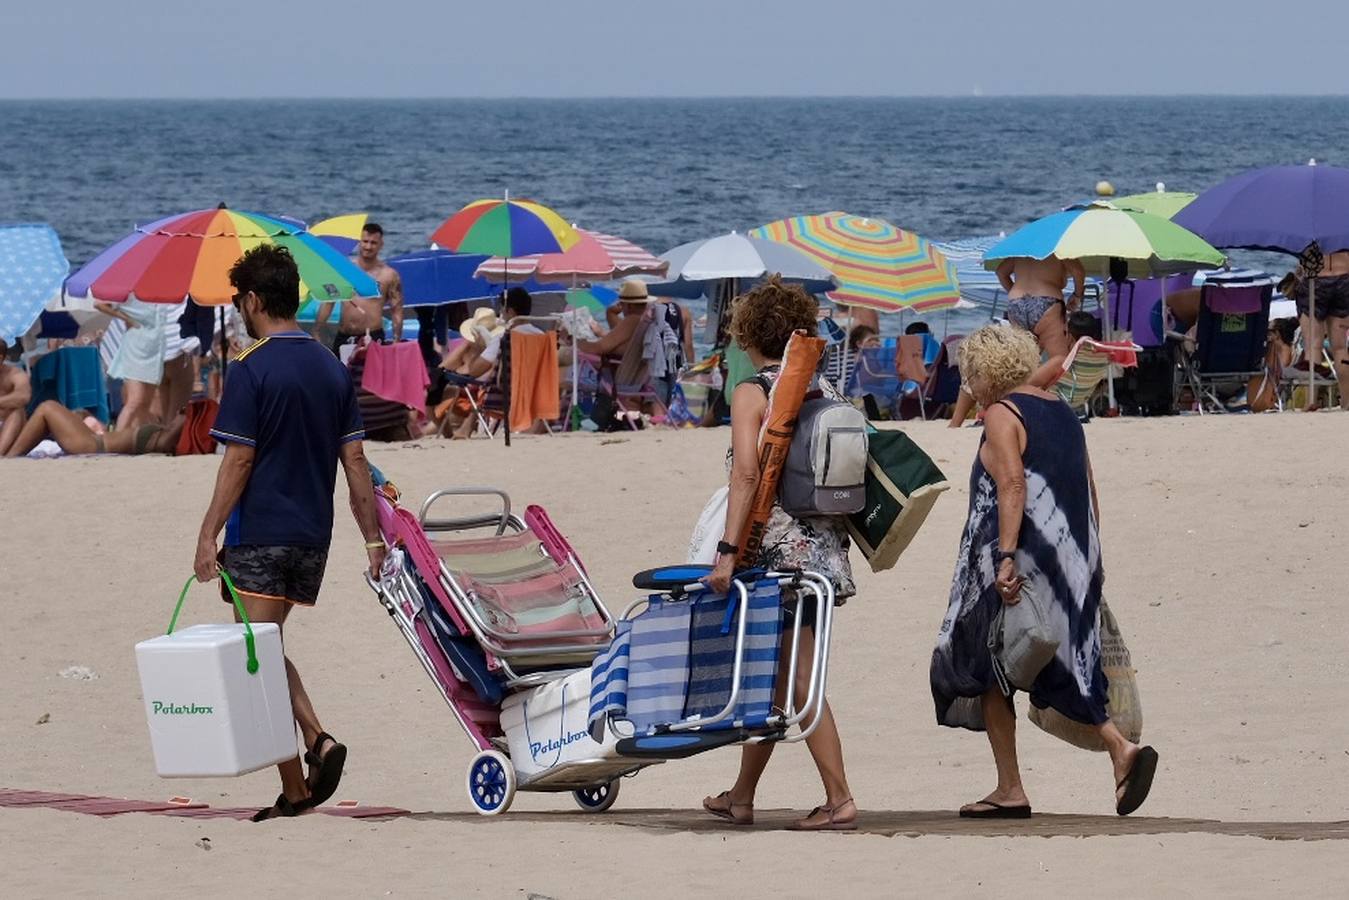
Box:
[2,96,1346,334]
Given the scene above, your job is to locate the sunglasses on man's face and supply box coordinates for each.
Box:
[232,291,245,309]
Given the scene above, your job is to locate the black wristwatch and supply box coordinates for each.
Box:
[994,549,1016,564]
[716,541,740,557]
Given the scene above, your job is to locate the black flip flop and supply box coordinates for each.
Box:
[959,800,1032,819]
[1116,745,1159,816]
[304,731,348,808]
[250,792,313,822]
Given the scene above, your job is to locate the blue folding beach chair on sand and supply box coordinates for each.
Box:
[588,566,837,760]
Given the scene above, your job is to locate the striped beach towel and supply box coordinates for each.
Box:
[683,581,782,729]
[587,621,631,742]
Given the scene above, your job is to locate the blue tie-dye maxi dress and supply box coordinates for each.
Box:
[930,392,1109,730]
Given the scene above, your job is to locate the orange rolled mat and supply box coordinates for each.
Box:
[735,330,826,569]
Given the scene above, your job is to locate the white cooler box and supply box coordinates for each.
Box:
[135,623,296,777]
[499,668,622,778]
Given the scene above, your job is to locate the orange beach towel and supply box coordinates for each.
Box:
[509,330,560,432]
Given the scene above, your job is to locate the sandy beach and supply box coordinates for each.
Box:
[4,415,1348,898]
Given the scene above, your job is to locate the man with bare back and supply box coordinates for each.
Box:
[947,255,1085,427]
[315,222,403,354]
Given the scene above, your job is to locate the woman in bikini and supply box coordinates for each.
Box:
[947,255,1086,427]
[4,400,184,458]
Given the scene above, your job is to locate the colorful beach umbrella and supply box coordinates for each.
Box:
[476,228,667,283]
[430,195,579,258]
[311,212,370,255]
[0,224,70,343]
[984,201,1225,279]
[751,212,960,313]
[1114,187,1196,220]
[565,285,619,316]
[65,206,380,306]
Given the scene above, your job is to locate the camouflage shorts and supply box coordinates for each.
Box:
[219,544,329,606]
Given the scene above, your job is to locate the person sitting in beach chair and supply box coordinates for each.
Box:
[577,279,671,421]
[4,399,185,458]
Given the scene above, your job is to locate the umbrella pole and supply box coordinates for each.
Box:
[1308,277,1317,410]
[502,280,511,448]
[1102,275,1118,415]
[219,306,227,379]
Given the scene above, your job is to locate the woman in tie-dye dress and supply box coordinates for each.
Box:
[930,325,1158,819]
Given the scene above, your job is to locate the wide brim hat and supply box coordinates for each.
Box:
[460,306,504,343]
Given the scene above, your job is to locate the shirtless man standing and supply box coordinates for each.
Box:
[315,222,403,354]
[0,339,33,455]
[1290,248,1349,410]
[947,255,1085,427]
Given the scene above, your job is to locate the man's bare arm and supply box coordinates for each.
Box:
[339,439,386,577]
[386,272,404,341]
[315,301,335,326]
[194,444,255,581]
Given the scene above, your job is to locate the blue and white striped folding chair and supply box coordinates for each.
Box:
[587,620,632,741]
[682,580,783,730]
[622,596,694,734]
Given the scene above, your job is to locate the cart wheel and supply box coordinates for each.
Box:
[573,780,620,813]
[466,750,516,816]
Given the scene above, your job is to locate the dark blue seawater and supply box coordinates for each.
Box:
[1,97,1345,331]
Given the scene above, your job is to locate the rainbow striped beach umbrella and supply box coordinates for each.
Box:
[430,195,579,258]
[65,206,379,306]
[310,212,371,255]
[751,212,960,313]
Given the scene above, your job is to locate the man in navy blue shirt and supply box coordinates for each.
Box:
[194,245,385,821]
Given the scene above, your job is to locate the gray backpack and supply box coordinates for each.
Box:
[758,374,870,517]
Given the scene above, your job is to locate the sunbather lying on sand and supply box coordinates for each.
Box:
[4,400,185,458]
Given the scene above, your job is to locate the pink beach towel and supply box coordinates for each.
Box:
[362,341,430,410]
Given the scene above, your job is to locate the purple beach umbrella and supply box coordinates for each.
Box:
[1173,161,1349,254]
[1175,161,1349,407]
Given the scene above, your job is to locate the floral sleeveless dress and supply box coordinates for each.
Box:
[729,365,856,602]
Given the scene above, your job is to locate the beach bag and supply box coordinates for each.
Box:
[845,429,950,572]
[688,486,729,565]
[174,398,218,456]
[988,575,1060,692]
[1028,599,1142,751]
[763,374,869,517]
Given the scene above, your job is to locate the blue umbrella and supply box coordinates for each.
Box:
[0,224,70,343]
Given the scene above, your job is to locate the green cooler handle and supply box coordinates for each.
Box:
[168,570,260,675]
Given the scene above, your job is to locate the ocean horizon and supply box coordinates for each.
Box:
[3,95,1341,330]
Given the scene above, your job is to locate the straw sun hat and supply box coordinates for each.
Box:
[617,278,653,303]
[460,306,505,344]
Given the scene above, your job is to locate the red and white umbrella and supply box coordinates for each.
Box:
[474,228,667,283]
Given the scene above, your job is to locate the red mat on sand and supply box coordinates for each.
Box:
[0,789,408,820]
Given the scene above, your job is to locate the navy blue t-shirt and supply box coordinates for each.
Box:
[210,332,365,547]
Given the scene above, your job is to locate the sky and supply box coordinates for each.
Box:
[4,0,1348,98]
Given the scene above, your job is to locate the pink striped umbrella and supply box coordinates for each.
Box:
[474,228,667,283]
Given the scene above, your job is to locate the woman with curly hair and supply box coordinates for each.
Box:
[931,325,1158,819]
[701,276,858,832]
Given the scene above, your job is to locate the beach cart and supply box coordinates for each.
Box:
[365,475,836,815]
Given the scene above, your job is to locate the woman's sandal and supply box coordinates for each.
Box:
[787,797,858,832]
[702,791,755,826]
[250,792,314,822]
[304,731,348,808]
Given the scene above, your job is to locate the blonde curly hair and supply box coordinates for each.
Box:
[957,324,1040,403]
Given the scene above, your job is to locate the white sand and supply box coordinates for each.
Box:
[3,415,1348,897]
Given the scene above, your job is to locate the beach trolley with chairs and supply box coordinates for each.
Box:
[363,473,837,815]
